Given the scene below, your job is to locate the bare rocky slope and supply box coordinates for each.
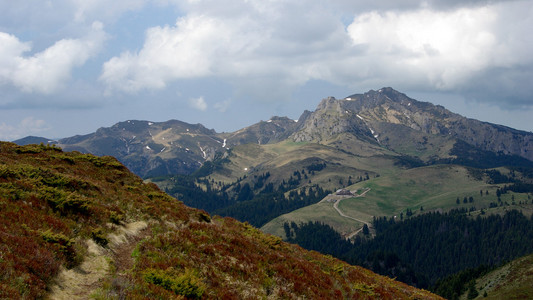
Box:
[293,87,533,162]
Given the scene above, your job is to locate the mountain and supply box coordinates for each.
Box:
[0,142,442,299]
[56,119,225,178]
[13,117,302,179]
[14,88,533,179]
[13,135,58,146]
[292,87,533,163]
[13,88,533,234]
[221,116,301,145]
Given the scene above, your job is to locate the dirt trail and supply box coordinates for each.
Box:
[331,188,373,239]
[47,221,148,300]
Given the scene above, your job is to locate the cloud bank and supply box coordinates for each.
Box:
[346,2,533,96]
[97,0,533,107]
[0,22,107,94]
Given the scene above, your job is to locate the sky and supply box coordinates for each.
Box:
[1,0,532,141]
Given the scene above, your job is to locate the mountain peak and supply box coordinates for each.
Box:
[344,87,413,107]
[225,115,300,146]
[293,88,533,162]
[316,96,343,112]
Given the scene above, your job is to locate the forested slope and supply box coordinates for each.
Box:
[285,208,533,297]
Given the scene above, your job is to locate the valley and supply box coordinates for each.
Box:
[263,164,533,239]
[15,88,533,242]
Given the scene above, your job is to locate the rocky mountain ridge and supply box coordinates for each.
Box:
[57,119,223,177]
[292,87,533,162]
[222,116,301,145]
[14,87,533,177]
[362,88,531,160]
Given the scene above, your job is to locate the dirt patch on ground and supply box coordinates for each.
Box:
[112,224,150,275]
[47,221,148,300]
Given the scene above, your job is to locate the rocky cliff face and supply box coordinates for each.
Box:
[292,87,533,162]
[360,88,533,161]
[291,97,376,144]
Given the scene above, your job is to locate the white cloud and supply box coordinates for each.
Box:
[346,7,497,89]
[99,1,348,94]
[1,0,516,111]
[343,1,533,96]
[98,0,533,107]
[214,99,231,112]
[189,96,207,111]
[0,22,107,94]
[100,15,225,92]
[0,117,50,141]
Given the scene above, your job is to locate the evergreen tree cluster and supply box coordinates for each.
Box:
[284,221,353,258]
[163,175,232,211]
[484,169,514,184]
[215,185,329,227]
[497,182,533,195]
[432,264,491,300]
[306,162,326,172]
[157,172,330,227]
[353,209,533,285]
[443,140,533,169]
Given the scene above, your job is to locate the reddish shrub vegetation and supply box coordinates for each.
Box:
[0,142,442,299]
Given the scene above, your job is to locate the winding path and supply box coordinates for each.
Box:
[332,188,373,239]
[47,221,149,299]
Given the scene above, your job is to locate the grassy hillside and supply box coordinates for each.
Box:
[261,200,364,239]
[149,138,398,228]
[204,139,394,189]
[262,164,533,239]
[461,254,533,300]
[0,142,441,299]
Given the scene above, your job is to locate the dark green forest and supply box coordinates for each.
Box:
[152,173,330,227]
[285,209,533,298]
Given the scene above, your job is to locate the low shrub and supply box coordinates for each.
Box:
[144,268,205,299]
[91,228,109,247]
[0,165,17,179]
[109,211,124,225]
[40,230,78,267]
[196,211,211,223]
